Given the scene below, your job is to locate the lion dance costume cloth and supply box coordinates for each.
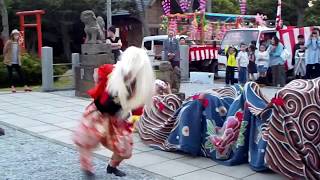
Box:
[73,46,155,177]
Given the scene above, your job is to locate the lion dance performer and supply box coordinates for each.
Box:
[73,46,155,178]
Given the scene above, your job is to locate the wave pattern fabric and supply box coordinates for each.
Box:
[136,94,182,150]
[137,79,320,179]
[264,78,320,180]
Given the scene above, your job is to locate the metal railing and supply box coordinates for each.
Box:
[42,47,80,92]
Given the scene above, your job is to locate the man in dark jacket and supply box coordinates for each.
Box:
[163,30,180,68]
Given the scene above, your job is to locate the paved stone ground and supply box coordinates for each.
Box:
[0,125,168,180]
[0,82,286,180]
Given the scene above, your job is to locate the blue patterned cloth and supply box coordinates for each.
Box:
[166,83,270,171]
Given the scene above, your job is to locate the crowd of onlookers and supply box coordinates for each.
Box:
[225,28,320,87]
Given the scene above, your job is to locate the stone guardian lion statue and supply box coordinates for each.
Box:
[80,10,105,44]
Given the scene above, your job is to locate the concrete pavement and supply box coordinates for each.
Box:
[0,83,285,180]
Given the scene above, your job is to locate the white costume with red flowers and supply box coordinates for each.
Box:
[73,47,155,176]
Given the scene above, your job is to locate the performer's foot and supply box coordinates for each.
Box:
[82,170,95,179]
[107,165,126,177]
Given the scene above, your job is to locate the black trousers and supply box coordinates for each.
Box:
[271,64,286,87]
[6,64,25,86]
[306,63,320,79]
[112,50,121,63]
[225,66,235,85]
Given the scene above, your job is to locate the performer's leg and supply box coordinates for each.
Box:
[107,153,128,177]
[79,147,95,175]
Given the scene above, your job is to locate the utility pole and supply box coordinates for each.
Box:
[207,0,212,13]
[106,0,112,28]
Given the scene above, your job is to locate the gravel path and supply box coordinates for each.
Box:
[0,125,168,180]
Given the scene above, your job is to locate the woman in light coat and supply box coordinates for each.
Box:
[3,29,31,92]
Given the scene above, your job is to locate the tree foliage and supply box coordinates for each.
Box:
[211,0,240,14]
[247,0,315,26]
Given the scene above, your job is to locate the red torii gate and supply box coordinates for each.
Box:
[16,10,45,57]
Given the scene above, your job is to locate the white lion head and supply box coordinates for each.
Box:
[107,46,155,113]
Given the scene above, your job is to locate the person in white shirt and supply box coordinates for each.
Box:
[237,43,249,86]
[256,44,270,83]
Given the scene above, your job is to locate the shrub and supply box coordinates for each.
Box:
[0,54,68,88]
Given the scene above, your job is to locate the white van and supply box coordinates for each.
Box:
[141,35,188,62]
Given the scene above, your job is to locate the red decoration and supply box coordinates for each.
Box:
[157,102,165,112]
[201,99,209,108]
[87,64,114,100]
[271,97,285,106]
[192,94,200,100]
[235,111,244,122]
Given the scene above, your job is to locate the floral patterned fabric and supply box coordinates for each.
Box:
[167,83,269,170]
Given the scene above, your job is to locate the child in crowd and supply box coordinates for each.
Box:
[237,43,249,86]
[248,45,257,81]
[225,46,238,86]
[256,44,269,84]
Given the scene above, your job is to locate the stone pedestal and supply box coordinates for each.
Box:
[155,61,181,93]
[81,44,111,55]
[180,45,189,81]
[75,43,114,98]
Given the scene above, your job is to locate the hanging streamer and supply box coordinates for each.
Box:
[239,0,247,15]
[162,0,171,15]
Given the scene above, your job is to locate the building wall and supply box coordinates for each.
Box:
[113,16,143,48]
[145,0,163,35]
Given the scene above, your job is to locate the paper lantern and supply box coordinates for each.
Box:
[239,0,247,15]
[199,0,207,12]
[180,0,191,12]
[162,0,171,15]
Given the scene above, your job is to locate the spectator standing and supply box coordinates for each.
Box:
[248,45,257,81]
[237,43,249,86]
[293,35,306,67]
[256,44,269,84]
[106,26,122,63]
[305,30,320,79]
[163,30,180,68]
[179,37,187,45]
[225,46,238,86]
[268,36,286,87]
[3,29,32,93]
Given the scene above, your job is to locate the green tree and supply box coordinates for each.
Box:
[0,0,9,42]
[304,0,320,26]
[7,0,106,59]
[247,0,310,27]
[211,0,240,14]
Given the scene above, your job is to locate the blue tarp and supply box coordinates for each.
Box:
[205,13,256,22]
